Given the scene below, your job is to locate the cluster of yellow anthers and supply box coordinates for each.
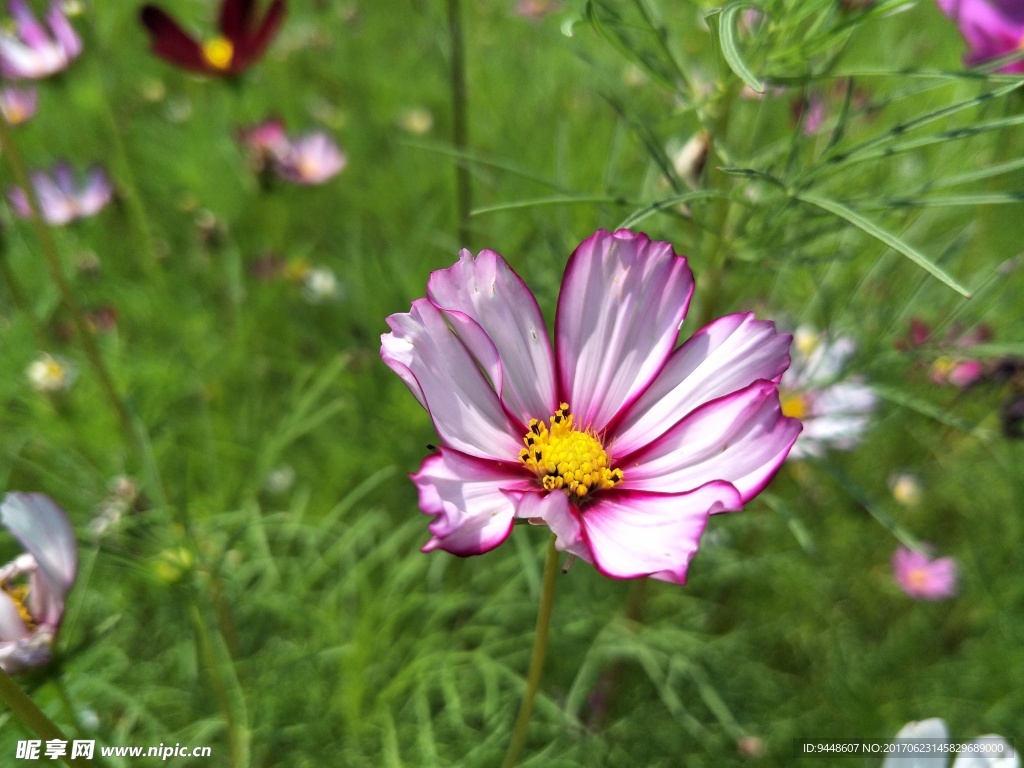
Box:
[3,584,35,629]
[519,403,623,499]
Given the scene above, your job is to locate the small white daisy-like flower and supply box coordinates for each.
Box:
[25,353,76,394]
[779,326,877,460]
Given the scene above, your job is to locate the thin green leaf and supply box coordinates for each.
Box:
[709,3,764,93]
[471,194,631,216]
[616,189,724,229]
[795,191,972,297]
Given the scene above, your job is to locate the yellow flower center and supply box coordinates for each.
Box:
[202,37,234,70]
[906,567,930,591]
[780,391,810,420]
[519,403,623,500]
[2,584,35,629]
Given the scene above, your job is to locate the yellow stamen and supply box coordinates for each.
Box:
[780,391,810,420]
[202,37,234,70]
[906,568,930,591]
[519,403,623,500]
[3,584,35,629]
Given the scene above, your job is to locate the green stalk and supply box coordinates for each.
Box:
[501,535,559,768]
[0,114,137,451]
[0,669,91,768]
[446,0,473,248]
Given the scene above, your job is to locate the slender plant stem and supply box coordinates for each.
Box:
[0,669,91,768]
[190,603,245,768]
[501,534,559,768]
[446,0,473,248]
[0,113,137,451]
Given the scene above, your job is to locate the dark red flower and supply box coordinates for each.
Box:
[140,0,286,77]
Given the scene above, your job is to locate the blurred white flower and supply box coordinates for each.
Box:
[25,353,76,393]
[889,472,923,507]
[397,105,433,135]
[780,326,877,460]
[883,718,1017,767]
[302,265,341,303]
[263,465,296,495]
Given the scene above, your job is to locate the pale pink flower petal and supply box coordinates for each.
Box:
[612,313,792,455]
[620,381,800,502]
[580,483,742,584]
[556,229,694,433]
[413,451,538,555]
[7,162,112,226]
[427,248,557,424]
[382,299,523,461]
[0,592,31,641]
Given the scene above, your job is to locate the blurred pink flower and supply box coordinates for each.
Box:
[381,229,800,584]
[0,492,78,674]
[237,118,289,172]
[792,92,827,135]
[0,84,37,125]
[8,161,113,225]
[0,0,82,79]
[276,131,347,185]
[515,0,561,20]
[238,121,346,185]
[892,546,957,600]
[936,0,1024,73]
[900,318,990,388]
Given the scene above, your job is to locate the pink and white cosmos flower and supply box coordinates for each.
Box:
[0,0,82,80]
[0,492,78,674]
[381,229,801,584]
[892,546,958,601]
[8,161,113,226]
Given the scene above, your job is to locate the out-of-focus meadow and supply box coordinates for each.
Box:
[0,0,1022,765]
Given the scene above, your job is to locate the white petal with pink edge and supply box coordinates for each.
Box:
[413,450,535,555]
[428,249,557,424]
[579,482,742,584]
[556,229,693,433]
[381,299,523,461]
[620,381,800,502]
[611,313,792,456]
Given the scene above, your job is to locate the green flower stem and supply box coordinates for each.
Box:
[0,113,137,451]
[501,534,559,768]
[446,0,473,248]
[0,669,91,768]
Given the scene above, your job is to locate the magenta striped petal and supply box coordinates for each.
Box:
[428,248,557,425]
[620,381,800,502]
[579,482,742,583]
[611,313,791,456]
[381,299,522,461]
[555,229,694,433]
